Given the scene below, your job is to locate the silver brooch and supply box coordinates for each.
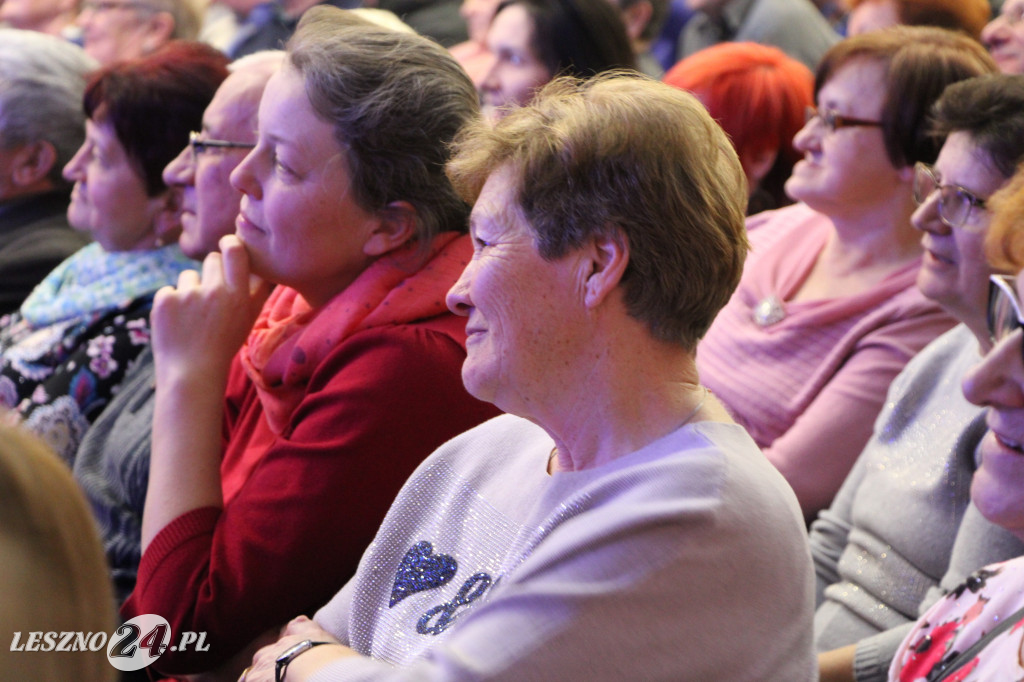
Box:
[752,295,785,327]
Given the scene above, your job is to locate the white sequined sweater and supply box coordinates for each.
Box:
[312,413,817,681]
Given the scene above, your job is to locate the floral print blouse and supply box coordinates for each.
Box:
[0,296,156,462]
[889,557,1024,681]
[0,242,195,462]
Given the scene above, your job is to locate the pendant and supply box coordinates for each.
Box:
[752,295,785,327]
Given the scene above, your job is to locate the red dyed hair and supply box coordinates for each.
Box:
[84,40,229,196]
[664,41,813,191]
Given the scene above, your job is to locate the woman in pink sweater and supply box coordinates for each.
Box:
[697,27,995,520]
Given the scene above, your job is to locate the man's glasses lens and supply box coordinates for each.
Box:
[988,275,1024,346]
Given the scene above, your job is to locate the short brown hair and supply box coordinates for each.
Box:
[288,7,480,244]
[844,0,991,40]
[929,74,1024,179]
[447,73,748,351]
[815,26,996,169]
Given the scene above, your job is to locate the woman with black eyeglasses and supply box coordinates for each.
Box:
[697,27,995,524]
[884,168,1024,681]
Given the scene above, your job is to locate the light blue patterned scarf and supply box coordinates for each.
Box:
[19,243,197,329]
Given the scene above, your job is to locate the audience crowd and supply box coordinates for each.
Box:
[8,0,1024,680]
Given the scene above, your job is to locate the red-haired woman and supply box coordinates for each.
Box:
[664,41,813,215]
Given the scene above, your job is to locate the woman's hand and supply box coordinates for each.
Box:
[152,235,271,385]
[243,616,357,682]
[142,235,272,550]
[818,644,856,682]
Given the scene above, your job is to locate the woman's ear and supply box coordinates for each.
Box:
[363,200,418,257]
[11,141,58,191]
[583,227,629,309]
[142,12,175,51]
[741,147,778,189]
[619,0,653,43]
[897,162,915,184]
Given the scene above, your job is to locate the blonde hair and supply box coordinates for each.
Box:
[0,422,116,682]
[986,164,1024,272]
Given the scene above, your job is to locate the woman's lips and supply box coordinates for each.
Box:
[993,429,1024,454]
[235,211,265,236]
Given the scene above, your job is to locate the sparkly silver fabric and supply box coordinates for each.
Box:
[316,413,818,680]
[347,430,553,666]
[811,325,1021,664]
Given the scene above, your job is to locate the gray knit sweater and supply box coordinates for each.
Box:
[810,324,1024,681]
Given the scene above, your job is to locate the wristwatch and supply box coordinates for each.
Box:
[275,640,333,682]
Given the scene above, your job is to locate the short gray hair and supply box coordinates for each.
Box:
[0,29,97,188]
[287,7,480,244]
[149,0,202,40]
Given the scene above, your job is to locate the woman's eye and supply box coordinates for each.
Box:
[270,150,296,178]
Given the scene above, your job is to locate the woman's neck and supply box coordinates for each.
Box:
[792,200,922,302]
[540,326,722,474]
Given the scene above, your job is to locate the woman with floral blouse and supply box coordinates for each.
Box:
[0,41,228,461]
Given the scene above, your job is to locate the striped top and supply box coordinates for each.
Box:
[696,203,955,518]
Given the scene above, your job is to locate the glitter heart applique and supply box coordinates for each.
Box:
[390,541,458,607]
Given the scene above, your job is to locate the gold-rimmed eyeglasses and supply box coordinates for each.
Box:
[912,162,988,231]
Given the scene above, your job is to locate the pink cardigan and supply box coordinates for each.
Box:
[697,203,955,518]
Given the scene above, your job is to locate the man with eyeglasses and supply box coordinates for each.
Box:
[0,30,95,317]
[815,73,1024,682]
[72,52,283,631]
[161,53,282,261]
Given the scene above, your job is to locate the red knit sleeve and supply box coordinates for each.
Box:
[122,320,499,675]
